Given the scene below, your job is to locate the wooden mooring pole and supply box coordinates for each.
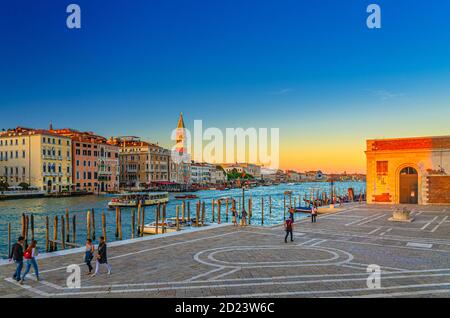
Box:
[45,216,49,252]
[141,206,145,237]
[118,208,123,240]
[53,216,58,251]
[87,210,91,240]
[196,201,200,227]
[72,215,76,244]
[176,206,180,231]
[218,200,221,224]
[8,223,11,258]
[226,198,229,222]
[201,201,206,225]
[61,216,66,250]
[187,201,191,225]
[24,215,29,249]
[114,208,119,238]
[30,214,35,241]
[162,204,166,234]
[212,199,215,223]
[261,196,264,225]
[269,195,272,216]
[131,208,135,238]
[102,212,106,241]
[65,209,70,242]
[91,209,96,240]
[137,203,141,236]
[156,204,160,235]
[182,201,186,223]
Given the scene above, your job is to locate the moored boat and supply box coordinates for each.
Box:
[108,192,169,209]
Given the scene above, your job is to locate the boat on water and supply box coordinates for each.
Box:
[108,192,169,209]
[295,206,312,213]
[143,217,194,234]
[174,194,199,200]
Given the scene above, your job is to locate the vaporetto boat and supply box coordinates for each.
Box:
[108,192,169,209]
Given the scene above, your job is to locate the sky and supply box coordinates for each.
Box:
[1,0,450,173]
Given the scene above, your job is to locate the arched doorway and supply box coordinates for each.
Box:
[47,180,52,193]
[399,167,418,204]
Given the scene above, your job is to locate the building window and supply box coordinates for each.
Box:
[376,161,388,175]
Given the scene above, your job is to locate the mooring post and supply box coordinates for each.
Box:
[187,201,191,225]
[218,200,221,224]
[156,204,160,235]
[284,195,286,220]
[141,206,145,237]
[176,206,180,231]
[30,214,35,241]
[87,210,91,240]
[261,196,264,225]
[91,208,96,240]
[196,201,200,227]
[118,208,123,240]
[61,216,66,250]
[72,215,76,244]
[21,213,25,238]
[226,198,229,222]
[45,216,49,252]
[182,200,186,223]
[137,203,141,236]
[24,215,29,249]
[53,216,58,251]
[102,211,106,241]
[269,195,272,216]
[248,198,252,225]
[201,201,206,225]
[162,204,166,234]
[212,199,215,223]
[131,208,135,239]
[65,209,70,242]
[8,222,11,258]
[115,208,119,238]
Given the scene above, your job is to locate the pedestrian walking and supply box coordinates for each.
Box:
[311,204,318,223]
[9,236,24,282]
[91,236,111,277]
[21,240,40,284]
[284,218,294,243]
[85,239,95,274]
[231,207,238,227]
[241,209,248,226]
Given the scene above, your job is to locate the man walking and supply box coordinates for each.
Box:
[91,236,112,277]
[9,236,25,282]
[284,218,294,243]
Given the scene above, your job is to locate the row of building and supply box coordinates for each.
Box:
[0,113,365,194]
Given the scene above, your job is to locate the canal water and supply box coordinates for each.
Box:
[0,181,365,259]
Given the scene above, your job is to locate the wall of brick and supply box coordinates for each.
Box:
[426,176,450,204]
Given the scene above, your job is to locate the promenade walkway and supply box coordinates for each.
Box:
[1,204,450,298]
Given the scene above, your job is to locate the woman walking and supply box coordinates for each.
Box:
[85,239,95,274]
[20,240,40,284]
[311,204,318,223]
[91,236,112,277]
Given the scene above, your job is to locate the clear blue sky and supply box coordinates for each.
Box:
[1,0,450,171]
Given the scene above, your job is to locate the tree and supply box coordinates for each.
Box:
[0,181,9,191]
[19,182,30,190]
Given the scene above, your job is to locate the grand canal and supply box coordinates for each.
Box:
[0,181,365,259]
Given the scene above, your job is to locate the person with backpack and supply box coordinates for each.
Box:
[284,218,294,243]
[21,240,40,284]
[9,236,25,282]
[311,204,318,223]
[85,239,95,274]
[91,236,111,277]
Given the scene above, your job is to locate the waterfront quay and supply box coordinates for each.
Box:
[1,203,450,298]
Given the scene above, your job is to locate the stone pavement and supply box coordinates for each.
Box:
[1,203,450,298]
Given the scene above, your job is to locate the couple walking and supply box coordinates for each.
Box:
[85,236,112,277]
[9,236,40,284]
